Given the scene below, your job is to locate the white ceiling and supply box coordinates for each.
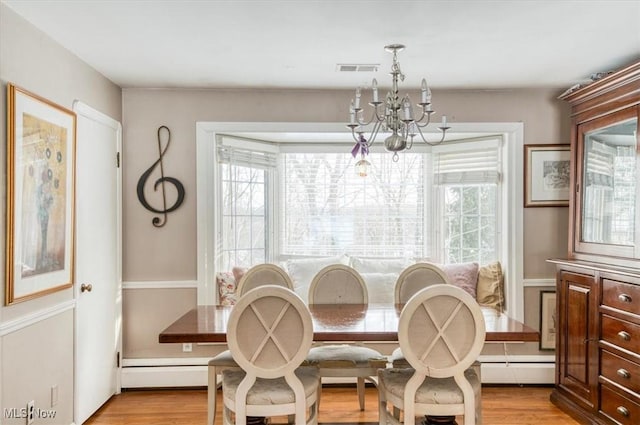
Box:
[3,0,640,90]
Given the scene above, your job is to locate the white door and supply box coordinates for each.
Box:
[73,102,122,424]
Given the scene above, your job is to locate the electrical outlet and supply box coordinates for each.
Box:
[27,400,35,425]
[182,343,192,352]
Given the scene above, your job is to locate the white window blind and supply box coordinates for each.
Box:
[280,152,425,258]
[433,138,501,184]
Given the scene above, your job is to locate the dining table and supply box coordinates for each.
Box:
[159,303,538,425]
[159,303,540,344]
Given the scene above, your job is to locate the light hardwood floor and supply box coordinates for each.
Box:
[85,385,579,425]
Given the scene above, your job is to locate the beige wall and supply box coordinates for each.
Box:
[0,4,122,423]
[122,87,570,357]
[122,87,570,281]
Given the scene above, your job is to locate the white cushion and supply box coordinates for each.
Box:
[351,257,412,274]
[379,367,480,404]
[285,255,349,303]
[360,273,397,304]
[307,344,385,366]
[222,367,319,405]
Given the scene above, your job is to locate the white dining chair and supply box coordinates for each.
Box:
[222,285,320,425]
[306,264,387,411]
[378,284,486,425]
[389,262,451,368]
[390,262,482,395]
[208,263,294,425]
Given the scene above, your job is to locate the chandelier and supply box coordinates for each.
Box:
[348,44,450,174]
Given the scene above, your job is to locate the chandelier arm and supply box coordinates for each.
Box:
[367,120,384,146]
[413,108,434,128]
[350,127,361,144]
[414,123,448,146]
[355,103,384,127]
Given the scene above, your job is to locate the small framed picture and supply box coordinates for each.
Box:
[524,144,570,207]
[539,291,557,350]
[5,84,76,304]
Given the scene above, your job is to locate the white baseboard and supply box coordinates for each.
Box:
[481,362,555,384]
[121,365,208,388]
[121,357,555,388]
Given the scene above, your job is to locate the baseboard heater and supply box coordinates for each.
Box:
[121,355,555,389]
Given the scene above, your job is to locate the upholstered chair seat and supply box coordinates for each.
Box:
[223,367,319,406]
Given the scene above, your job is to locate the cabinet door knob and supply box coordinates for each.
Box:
[616,406,630,417]
[617,368,631,379]
[618,331,631,341]
[618,293,632,303]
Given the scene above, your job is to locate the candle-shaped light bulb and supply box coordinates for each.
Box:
[421,78,428,103]
[349,99,356,124]
[441,115,447,127]
[403,96,412,120]
[355,87,361,109]
[372,78,379,103]
[426,86,432,104]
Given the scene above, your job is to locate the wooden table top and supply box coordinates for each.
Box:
[159,304,539,344]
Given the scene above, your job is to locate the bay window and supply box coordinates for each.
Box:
[197,122,523,318]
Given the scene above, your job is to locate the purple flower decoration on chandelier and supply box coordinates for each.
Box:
[351,133,369,158]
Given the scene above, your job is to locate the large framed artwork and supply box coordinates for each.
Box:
[5,84,76,304]
[539,291,557,350]
[524,144,570,207]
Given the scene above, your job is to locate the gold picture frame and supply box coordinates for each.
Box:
[539,291,557,350]
[524,144,570,207]
[5,84,76,304]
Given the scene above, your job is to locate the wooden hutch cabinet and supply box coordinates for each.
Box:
[549,61,640,425]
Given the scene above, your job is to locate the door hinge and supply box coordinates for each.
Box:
[116,351,120,368]
[116,152,120,168]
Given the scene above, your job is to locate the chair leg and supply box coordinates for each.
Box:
[208,365,217,425]
[357,377,365,411]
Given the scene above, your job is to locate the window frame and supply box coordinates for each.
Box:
[196,122,524,320]
[216,135,278,270]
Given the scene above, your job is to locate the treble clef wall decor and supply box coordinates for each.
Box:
[136,125,186,227]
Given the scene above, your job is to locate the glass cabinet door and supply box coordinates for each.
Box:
[576,107,639,259]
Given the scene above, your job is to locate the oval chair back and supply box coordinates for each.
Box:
[308,264,367,304]
[394,262,450,304]
[236,264,293,297]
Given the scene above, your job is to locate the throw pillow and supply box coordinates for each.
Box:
[216,271,237,306]
[351,257,412,274]
[360,273,398,304]
[477,261,504,311]
[441,262,479,299]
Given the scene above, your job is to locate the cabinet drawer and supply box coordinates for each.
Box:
[603,279,640,316]
[602,315,640,354]
[600,384,640,425]
[601,350,640,394]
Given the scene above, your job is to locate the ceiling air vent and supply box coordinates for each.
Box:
[336,64,379,72]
